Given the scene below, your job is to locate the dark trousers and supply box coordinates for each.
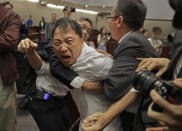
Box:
[27,97,70,131]
[120,111,135,131]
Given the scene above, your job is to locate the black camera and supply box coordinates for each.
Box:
[133,69,182,111]
[63,6,76,12]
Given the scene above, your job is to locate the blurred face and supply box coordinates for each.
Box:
[4,4,12,9]
[51,14,57,23]
[78,20,92,41]
[144,31,149,38]
[29,15,32,19]
[101,28,107,35]
[53,27,83,66]
[153,31,161,39]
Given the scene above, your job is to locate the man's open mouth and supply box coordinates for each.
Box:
[61,56,71,59]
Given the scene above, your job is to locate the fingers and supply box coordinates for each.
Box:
[83,113,102,125]
[150,90,182,122]
[18,38,38,53]
[147,102,182,127]
[155,67,167,77]
[136,60,152,71]
[82,113,104,131]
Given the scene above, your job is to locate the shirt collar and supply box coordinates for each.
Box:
[118,31,133,43]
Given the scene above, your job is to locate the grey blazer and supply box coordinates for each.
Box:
[103,30,159,102]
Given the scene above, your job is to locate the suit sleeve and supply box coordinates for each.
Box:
[0,13,20,50]
[45,42,79,89]
[103,38,145,102]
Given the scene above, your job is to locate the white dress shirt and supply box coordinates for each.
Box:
[35,60,68,96]
[70,43,122,131]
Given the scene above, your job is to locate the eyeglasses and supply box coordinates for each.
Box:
[106,16,119,22]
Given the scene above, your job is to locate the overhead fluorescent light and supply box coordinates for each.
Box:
[76,9,98,15]
[47,4,98,15]
[47,4,64,9]
[28,0,39,2]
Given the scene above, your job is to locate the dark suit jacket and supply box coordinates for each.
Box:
[103,30,159,102]
[163,30,182,80]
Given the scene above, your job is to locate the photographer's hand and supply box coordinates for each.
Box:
[136,58,170,76]
[147,78,182,127]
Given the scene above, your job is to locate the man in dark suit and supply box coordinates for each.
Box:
[82,0,159,131]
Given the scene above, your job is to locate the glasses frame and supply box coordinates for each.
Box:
[106,16,119,22]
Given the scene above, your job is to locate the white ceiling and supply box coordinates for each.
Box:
[39,0,175,20]
[42,0,117,7]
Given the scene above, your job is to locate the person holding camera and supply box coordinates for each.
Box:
[63,6,75,19]
[136,0,182,130]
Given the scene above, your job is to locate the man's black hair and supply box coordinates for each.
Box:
[52,18,82,38]
[169,0,182,29]
[1,1,13,8]
[115,0,147,30]
[79,17,92,27]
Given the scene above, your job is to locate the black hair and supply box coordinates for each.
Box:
[115,0,147,30]
[1,1,13,8]
[141,29,147,34]
[169,0,182,29]
[152,27,162,33]
[79,17,92,27]
[52,18,82,38]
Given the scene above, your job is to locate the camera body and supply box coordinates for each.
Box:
[63,6,76,12]
[133,69,182,111]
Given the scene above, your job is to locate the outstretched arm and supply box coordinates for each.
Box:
[82,91,137,131]
[18,38,42,70]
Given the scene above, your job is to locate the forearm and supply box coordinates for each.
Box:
[82,80,102,92]
[27,50,42,70]
[105,92,138,121]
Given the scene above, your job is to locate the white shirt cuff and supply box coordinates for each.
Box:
[129,88,139,93]
[70,76,85,89]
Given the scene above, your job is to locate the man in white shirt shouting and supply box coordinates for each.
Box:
[18,18,122,131]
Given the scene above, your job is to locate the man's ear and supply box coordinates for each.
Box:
[116,16,124,28]
[80,38,84,44]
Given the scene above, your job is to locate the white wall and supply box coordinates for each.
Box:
[9,0,97,28]
[8,0,175,38]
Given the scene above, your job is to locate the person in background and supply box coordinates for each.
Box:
[63,6,75,19]
[78,17,92,42]
[19,17,29,40]
[148,27,163,54]
[0,5,20,131]
[0,1,13,9]
[97,26,108,51]
[78,17,96,48]
[45,13,57,42]
[39,16,46,32]
[25,15,33,27]
[39,16,46,41]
